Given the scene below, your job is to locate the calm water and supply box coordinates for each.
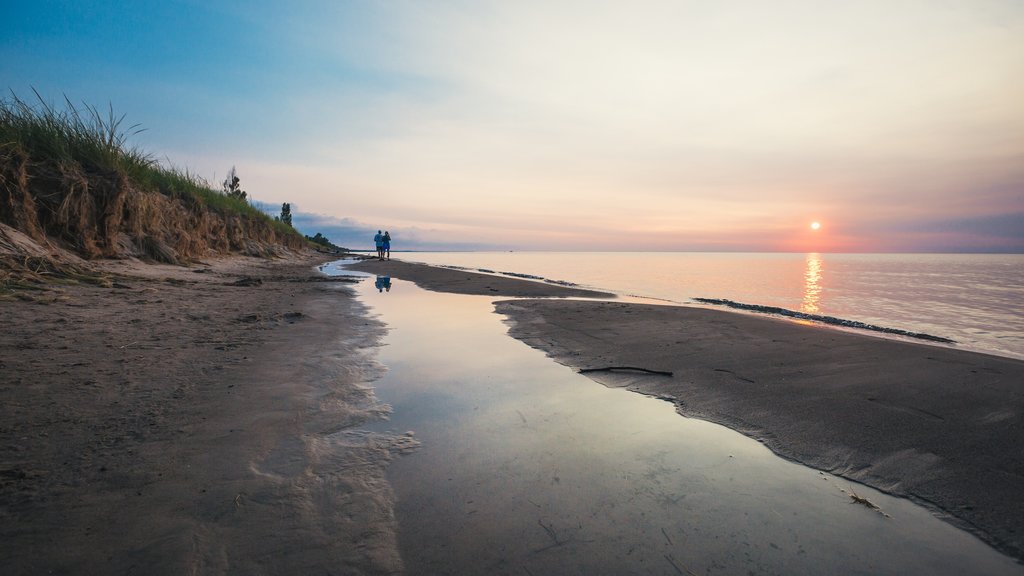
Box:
[327,263,1023,575]
[402,252,1024,360]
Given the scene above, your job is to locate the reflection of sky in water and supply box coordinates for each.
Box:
[341,269,1020,575]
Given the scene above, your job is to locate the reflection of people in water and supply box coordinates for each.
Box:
[375,275,392,293]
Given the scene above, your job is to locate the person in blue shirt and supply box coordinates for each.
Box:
[382,231,392,260]
[373,230,383,260]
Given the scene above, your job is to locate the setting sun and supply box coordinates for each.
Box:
[810,221,822,231]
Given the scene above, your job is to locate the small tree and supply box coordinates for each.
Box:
[279,202,292,227]
[305,232,345,252]
[222,166,247,202]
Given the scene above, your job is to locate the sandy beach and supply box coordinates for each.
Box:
[4,255,1023,572]
[0,255,607,574]
[355,258,1024,564]
[1,253,407,574]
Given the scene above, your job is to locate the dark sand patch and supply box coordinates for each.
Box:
[495,298,1024,562]
[0,253,407,574]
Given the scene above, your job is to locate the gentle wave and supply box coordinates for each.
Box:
[692,298,956,343]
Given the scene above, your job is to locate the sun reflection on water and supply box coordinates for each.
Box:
[802,252,823,314]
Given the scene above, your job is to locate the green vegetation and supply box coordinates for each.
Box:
[0,88,151,179]
[221,166,247,202]
[0,90,306,265]
[0,90,279,221]
[306,232,346,252]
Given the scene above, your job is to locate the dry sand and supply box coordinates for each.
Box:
[354,257,1024,564]
[1,253,412,575]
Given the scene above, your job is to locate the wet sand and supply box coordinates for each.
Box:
[0,254,606,574]
[357,257,1024,564]
[1,253,409,574]
[350,273,1022,575]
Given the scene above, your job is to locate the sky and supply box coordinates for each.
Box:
[3,0,1023,252]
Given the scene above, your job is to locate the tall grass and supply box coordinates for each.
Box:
[0,89,294,226]
[0,88,153,177]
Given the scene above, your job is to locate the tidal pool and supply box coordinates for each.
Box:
[332,264,1021,575]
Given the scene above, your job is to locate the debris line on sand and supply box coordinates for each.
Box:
[579,366,674,377]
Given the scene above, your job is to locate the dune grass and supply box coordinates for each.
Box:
[1,89,296,228]
[1,88,153,177]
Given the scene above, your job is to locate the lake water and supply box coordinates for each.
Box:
[399,252,1024,360]
[327,261,1023,575]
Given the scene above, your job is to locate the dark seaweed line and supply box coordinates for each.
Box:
[437,264,582,288]
[693,298,956,344]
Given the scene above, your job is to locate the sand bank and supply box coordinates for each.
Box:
[496,300,1024,561]
[348,258,613,298]
[1,253,410,574]
[355,257,1024,563]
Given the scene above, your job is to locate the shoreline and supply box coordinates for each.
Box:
[1,252,409,574]
[352,257,1024,563]
[347,258,613,298]
[383,251,1024,362]
[692,297,957,344]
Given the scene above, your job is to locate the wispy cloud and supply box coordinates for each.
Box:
[287,211,508,252]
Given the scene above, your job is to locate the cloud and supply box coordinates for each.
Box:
[905,213,1024,253]
[287,211,508,252]
[836,210,1024,253]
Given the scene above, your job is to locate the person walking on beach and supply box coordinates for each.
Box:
[373,230,383,260]
[383,231,392,261]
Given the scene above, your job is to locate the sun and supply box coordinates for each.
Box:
[810,221,821,231]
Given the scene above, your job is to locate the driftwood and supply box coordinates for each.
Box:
[579,366,673,377]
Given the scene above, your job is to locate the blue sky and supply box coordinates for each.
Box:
[4,0,1023,252]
